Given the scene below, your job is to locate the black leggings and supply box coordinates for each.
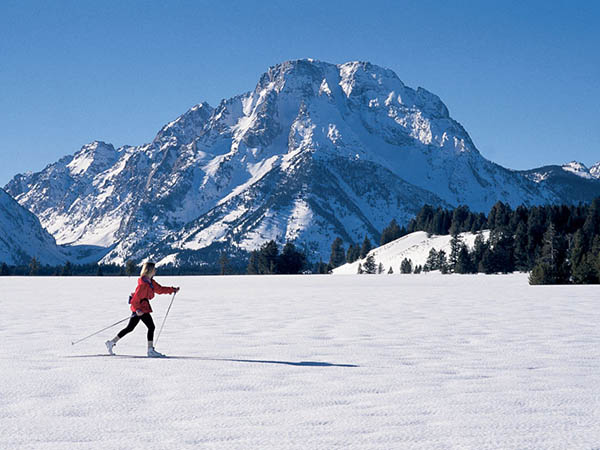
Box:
[117,313,155,341]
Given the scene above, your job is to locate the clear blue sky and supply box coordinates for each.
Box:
[1,0,598,186]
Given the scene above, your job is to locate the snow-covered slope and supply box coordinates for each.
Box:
[3,59,590,266]
[588,161,600,179]
[6,141,127,247]
[561,161,595,179]
[333,230,490,274]
[0,188,67,265]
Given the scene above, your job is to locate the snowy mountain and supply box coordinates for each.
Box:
[561,161,596,179]
[590,162,600,179]
[4,59,595,266]
[520,161,600,204]
[0,188,67,265]
[332,230,490,275]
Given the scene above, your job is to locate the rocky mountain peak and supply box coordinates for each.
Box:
[154,102,214,145]
[562,161,593,179]
[66,141,119,177]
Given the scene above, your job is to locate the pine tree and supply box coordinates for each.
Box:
[471,233,487,272]
[478,248,494,274]
[591,236,600,281]
[487,201,512,231]
[450,205,470,234]
[346,244,358,263]
[380,219,402,245]
[351,244,361,262]
[529,223,570,284]
[409,204,434,233]
[455,245,475,274]
[473,213,487,232]
[360,236,372,259]
[315,260,330,274]
[513,221,530,271]
[278,242,306,274]
[329,237,346,268]
[377,262,384,274]
[125,260,137,277]
[569,229,586,279]
[570,233,599,284]
[413,265,422,274]
[583,198,600,237]
[424,248,438,272]
[432,208,449,234]
[527,207,546,263]
[388,266,394,274]
[437,250,449,274]
[510,205,529,232]
[357,263,363,274]
[61,261,73,276]
[363,255,377,274]
[528,263,554,285]
[595,247,600,281]
[449,232,462,271]
[400,258,413,274]
[571,253,597,284]
[0,263,10,276]
[219,253,231,275]
[258,240,279,274]
[543,223,559,266]
[29,257,39,276]
[247,250,259,274]
[489,229,515,274]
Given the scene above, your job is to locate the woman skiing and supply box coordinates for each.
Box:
[105,262,179,357]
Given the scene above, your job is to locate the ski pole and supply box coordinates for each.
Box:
[155,291,177,345]
[71,315,131,346]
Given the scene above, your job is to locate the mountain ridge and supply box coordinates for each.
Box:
[5,59,600,266]
[0,187,67,265]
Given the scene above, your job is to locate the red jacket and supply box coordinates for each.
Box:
[130,276,176,314]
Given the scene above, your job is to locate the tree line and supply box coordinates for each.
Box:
[325,199,600,284]
[4,198,600,282]
[246,241,307,274]
[0,260,131,277]
[0,259,241,277]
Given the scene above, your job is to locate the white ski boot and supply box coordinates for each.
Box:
[105,340,116,355]
[147,347,166,358]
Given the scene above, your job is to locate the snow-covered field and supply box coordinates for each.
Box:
[1,274,599,449]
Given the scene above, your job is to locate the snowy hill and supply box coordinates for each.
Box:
[333,230,490,274]
[4,59,596,266]
[0,188,67,265]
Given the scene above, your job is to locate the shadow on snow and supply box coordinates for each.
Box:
[66,354,359,367]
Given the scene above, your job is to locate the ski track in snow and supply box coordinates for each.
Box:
[1,274,599,449]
